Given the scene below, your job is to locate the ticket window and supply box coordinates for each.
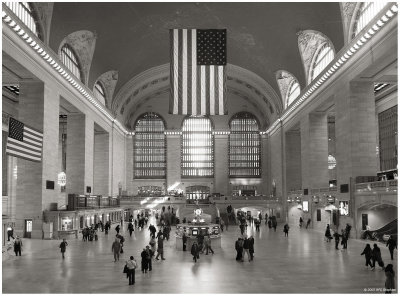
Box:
[61,217,73,231]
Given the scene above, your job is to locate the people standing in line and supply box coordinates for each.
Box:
[333,231,341,250]
[386,235,397,260]
[141,248,149,273]
[191,241,200,262]
[306,218,311,229]
[126,256,137,286]
[283,224,289,237]
[155,235,165,260]
[361,243,373,269]
[112,238,121,262]
[372,243,385,270]
[205,235,214,255]
[341,229,348,250]
[59,239,68,259]
[7,225,14,241]
[249,235,255,261]
[243,236,251,262]
[14,236,22,256]
[115,224,120,235]
[299,217,303,228]
[325,224,332,242]
[384,264,395,294]
[182,232,188,251]
[235,238,244,262]
[145,246,153,271]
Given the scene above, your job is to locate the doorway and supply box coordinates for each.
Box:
[24,219,32,238]
[362,214,368,230]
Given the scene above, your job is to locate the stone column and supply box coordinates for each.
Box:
[300,112,329,189]
[260,134,269,196]
[214,133,229,196]
[285,130,302,191]
[66,114,94,195]
[166,133,181,191]
[15,81,59,238]
[93,132,109,196]
[335,81,378,186]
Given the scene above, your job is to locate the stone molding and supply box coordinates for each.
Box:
[275,70,300,108]
[32,3,54,46]
[94,70,119,111]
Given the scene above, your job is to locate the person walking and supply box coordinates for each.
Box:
[325,224,332,242]
[255,219,260,232]
[333,231,341,250]
[384,264,395,294]
[14,236,22,256]
[125,256,137,286]
[145,246,153,271]
[141,248,149,273]
[149,237,156,255]
[235,238,244,262]
[7,225,14,241]
[155,235,165,260]
[243,236,251,262]
[361,243,373,269]
[112,238,121,262]
[191,241,200,262]
[220,219,225,232]
[59,239,68,259]
[272,218,277,232]
[299,217,303,228]
[372,243,385,270]
[386,235,397,260]
[306,218,311,229]
[205,235,214,255]
[182,232,188,251]
[283,224,289,237]
[115,224,120,235]
[128,222,134,237]
[341,229,348,250]
[249,235,255,261]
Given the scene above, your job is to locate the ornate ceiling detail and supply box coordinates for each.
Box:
[95,70,118,111]
[58,30,97,86]
[297,30,335,84]
[32,3,54,46]
[340,2,358,44]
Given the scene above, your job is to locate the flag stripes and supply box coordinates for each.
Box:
[6,117,43,162]
[170,28,227,116]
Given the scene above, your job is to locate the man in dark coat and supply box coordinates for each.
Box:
[155,235,165,260]
[386,235,397,260]
[235,238,243,261]
[248,236,255,261]
[191,241,200,262]
[182,232,188,251]
[141,248,149,273]
[59,239,68,259]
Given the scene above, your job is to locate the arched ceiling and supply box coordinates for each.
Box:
[48,2,344,122]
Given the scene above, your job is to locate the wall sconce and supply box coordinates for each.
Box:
[327,195,335,204]
[296,196,302,203]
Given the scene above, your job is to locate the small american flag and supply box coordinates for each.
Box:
[6,117,43,162]
[170,29,227,115]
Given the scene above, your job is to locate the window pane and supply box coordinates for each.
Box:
[311,44,334,81]
[229,112,261,177]
[94,82,106,105]
[378,106,397,171]
[354,2,386,38]
[182,117,214,177]
[134,113,166,178]
[60,45,82,82]
[4,2,38,37]
[286,81,300,107]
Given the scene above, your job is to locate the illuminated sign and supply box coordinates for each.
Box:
[58,172,66,186]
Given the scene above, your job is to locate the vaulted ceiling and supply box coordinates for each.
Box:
[48,2,344,118]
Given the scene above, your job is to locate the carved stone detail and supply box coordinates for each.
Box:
[342,2,357,20]
[275,70,297,106]
[95,70,119,109]
[59,30,97,85]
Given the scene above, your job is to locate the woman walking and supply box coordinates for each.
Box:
[361,244,373,269]
[126,256,137,286]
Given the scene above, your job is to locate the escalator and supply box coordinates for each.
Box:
[362,219,397,242]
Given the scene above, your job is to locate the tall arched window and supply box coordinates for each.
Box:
[182,117,214,177]
[310,43,334,81]
[229,112,261,177]
[4,2,39,37]
[93,81,106,105]
[134,113,166,179]
[60,44,83,82]
[353,2,387,38]
[286,80,300,108]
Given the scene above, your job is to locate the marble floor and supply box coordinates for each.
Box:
[2,219,397,294]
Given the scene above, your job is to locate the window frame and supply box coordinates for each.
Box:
[286,80,301,108]
[181,116,214,178]
[4,2,41,38]
[60,44,83,82]
[228,112,261,178]
[310,43,334,82]
[133,112,166,179]
[94,81,106,105]
[352,2,387,39]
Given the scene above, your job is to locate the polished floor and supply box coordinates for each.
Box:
[2,219,397,294]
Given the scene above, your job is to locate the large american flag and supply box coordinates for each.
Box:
[170,29,227,115]
[6,117,43,162]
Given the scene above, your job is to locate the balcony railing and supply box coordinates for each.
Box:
[67,194,120,211]
[355,180,398,192]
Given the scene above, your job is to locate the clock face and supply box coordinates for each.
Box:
[195,209,202,216]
